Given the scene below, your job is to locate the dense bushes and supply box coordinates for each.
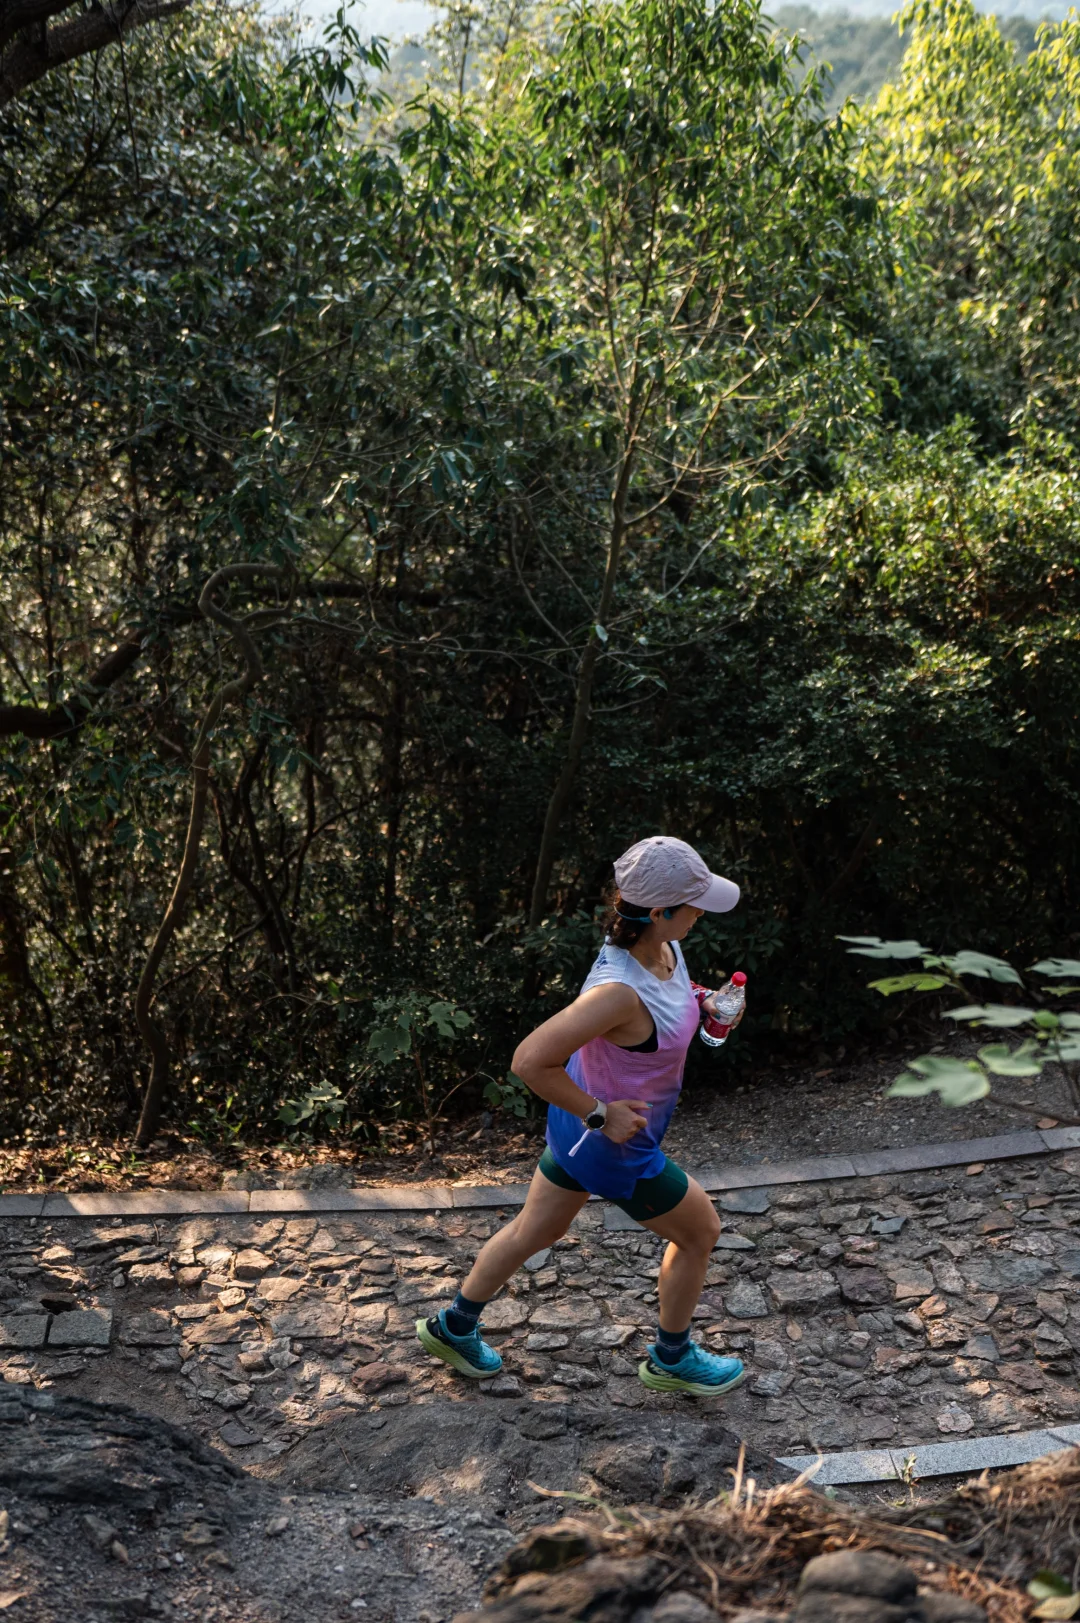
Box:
[1,0,1079,1147]
[528,422,1080,1035]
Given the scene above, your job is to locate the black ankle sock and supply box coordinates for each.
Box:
[654,1325,691,1365]
[445,1291,486,1336]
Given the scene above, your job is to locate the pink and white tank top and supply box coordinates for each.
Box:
[544,939,700,1200]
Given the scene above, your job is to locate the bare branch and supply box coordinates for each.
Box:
[0,637,144,739]
[0,578,439,745]
[0,0,191,109]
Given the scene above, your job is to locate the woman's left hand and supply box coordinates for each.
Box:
[702,991,746,1028]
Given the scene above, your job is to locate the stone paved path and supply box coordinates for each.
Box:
[2,1148,1079,1473]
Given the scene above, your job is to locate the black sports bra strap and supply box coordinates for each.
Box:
[616,1019,658,1054]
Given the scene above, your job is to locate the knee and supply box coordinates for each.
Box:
[690,1205,722,1256]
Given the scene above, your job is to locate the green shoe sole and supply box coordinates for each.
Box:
[415,1317,502,1379]
[637,1359,747,1397]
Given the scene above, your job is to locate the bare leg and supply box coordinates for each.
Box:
[460,1166,589,1302]
[642,1177,721,1332]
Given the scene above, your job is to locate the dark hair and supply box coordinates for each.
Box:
[599,883,652,948]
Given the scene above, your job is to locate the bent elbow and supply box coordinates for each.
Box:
[511,1042,535,1084]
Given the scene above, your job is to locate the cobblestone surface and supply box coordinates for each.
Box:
[2,1151,1079,1468]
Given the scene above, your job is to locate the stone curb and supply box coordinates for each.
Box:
[779,1422,1080,1486]
[2,1125,1078,1219]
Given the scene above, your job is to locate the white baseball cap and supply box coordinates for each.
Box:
[614,836,740,913]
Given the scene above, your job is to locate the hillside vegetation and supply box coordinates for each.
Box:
[2,0,1079,1151]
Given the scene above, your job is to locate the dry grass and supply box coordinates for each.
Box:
[493,1447,1080,1620]
[889,1446,1080,1594]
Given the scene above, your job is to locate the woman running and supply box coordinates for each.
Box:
[416,835,748,1397]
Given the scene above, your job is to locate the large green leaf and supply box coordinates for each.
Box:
[1054,1037,1080,1061]
[940,951,1022,984]
[944,1004,1035,1026]
[888,1055,989,1106]
[978,1041,1044,1077]
[1031,959,1080,978]
[839,936,930,960]
[868,973,952,995]
[427,999,473,1039]
[367,1023,413,1064]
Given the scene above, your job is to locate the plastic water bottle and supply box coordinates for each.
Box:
[700,972,747,1048]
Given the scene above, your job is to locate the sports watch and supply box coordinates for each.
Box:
[583,1098,607,1132]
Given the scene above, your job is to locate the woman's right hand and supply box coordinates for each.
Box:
[602,1099,651,1143]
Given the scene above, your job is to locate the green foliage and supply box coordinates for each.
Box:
[482,1072,532,1119]
[867,973,952,995]
[863,0,1080,442]
[845,938,1080,1112]
[277,1081,349,1133]
[890,1054,989,1107]
[367,993,472,1069]
[4,0,1080,1146]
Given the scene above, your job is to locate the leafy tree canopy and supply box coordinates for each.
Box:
[1,0,1079,1150]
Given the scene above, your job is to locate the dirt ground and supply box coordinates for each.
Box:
[0,1382,788,1623]
[2,1031,1074,1195]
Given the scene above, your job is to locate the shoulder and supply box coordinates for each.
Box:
[574,980,639,1017]
[585,942,630,979]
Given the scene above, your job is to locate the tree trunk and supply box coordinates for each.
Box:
[527,638,602,928]
[380,662,406,953]
[0,0,191,109]
[0,850,35,1008]
[238,746,298,994]
[134,742,211,1146]
[133,563,286,1147]
[527,453,635,927]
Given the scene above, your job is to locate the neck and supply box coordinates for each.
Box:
[630,928,673,971]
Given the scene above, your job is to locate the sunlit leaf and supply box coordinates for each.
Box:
[888,1055,989,1106]
[944,1005,1035,1026]
[839,936,930,959]
[940,951,1022,984]
[1031,1599,1080,1620]
[868,974,951,995]
[978,1041,1044,1077]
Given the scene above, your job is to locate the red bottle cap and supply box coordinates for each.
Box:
[731,972,747,985]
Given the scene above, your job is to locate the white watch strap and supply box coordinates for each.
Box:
[568,1098,606,1158]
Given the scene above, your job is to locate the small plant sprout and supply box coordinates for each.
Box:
[1027,1570,1080,1619]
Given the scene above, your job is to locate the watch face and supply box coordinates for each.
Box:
[585,1111,605,1130]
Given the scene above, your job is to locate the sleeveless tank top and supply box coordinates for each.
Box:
[544,939,701,1200]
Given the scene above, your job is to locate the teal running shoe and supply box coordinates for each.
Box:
[638,1342,746,1397]
[415,1311,503,1379]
